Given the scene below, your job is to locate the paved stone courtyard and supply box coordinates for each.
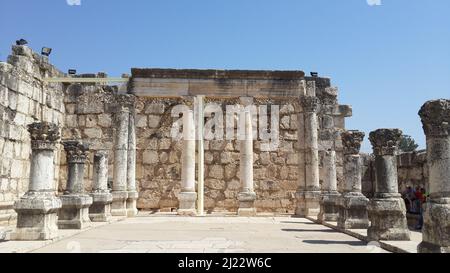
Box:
[27,216,386,253]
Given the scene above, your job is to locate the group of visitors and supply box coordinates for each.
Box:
[402,185,427,230]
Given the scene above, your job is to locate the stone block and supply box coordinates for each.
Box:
[209,165,224,179]
[10,194,62,241]
[58,194,93,229]
[98,114,112,128]
[145,103,165,114]
[367,197,410,241]
[148,115,161,128]
[84,128,103,139]
[143,150,159,164]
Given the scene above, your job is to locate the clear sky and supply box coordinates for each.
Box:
[1,0,449,152]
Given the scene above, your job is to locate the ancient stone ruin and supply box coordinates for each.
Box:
[0,44,449,253]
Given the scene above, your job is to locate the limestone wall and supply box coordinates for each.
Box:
[397,151,428,192]
[359,151,428,198]
[59,83,119,193]
[0,45,65,225]
[0,45,356,220]
[135,77,351,213]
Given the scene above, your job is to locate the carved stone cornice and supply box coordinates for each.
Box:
[301,96,320,113]
[341,130,365,155]
[419,99,450,137]
[28,122,60,150]
[369,129,402,156]
[63,140,89,164]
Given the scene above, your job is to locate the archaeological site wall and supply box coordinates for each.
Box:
[396,151,428,192]
[130,70,352,213]
[0,45,65,225]
[3,44,425,225]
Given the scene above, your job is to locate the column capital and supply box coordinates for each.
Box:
[341,130,365,155]
[112,94,137,112]
[369,128,402,156]
[301,96,320,113]
[419,99,450,137]
[63,140,89,164]
[28,122,60,150]
[94,151,108,161]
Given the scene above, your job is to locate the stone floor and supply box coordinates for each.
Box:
[7,215,389,253]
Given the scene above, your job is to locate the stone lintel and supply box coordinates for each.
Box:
[130,69,308,98]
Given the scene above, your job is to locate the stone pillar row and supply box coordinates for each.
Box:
[177,106,258,216]
[316,99,450,252]
[11,118,132,240]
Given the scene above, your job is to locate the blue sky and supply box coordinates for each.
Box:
[1,0,449,152]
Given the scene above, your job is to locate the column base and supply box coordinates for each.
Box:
[367,197,410,241]
[295,191,321,217]
[418,201,450,253]
[318,191,341,223]
[58,194,93,230]
[126,191,139,217]
[89,192,113,222]
[178,192,197,216]
[10,193,61,241]
[111,191,128,217]
[238,192,257,216]
[337,192,370,229]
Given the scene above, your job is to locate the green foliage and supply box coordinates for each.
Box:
[399,135,419,153]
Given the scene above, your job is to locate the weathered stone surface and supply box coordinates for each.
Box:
[90,152,112,222]
[418,99,450,253]
[368,128,410,241]
[337,130,369,229]
[341,130,365,155]
[318,150,340,222]
[367,198,410,241]
[1,44,353,217]
[11,122,62,241]
[58,194,93,229]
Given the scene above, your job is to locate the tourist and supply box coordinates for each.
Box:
[402,186,414,213]
[415,188,427,230]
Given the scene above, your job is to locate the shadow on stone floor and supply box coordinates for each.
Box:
[281,228,338,233]
[302,240,367,246]
[280,221,317,225]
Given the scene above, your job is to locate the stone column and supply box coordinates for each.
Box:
[238,111,257,216]
[58,140,93,229]
[296,96,321,217]
[11,122,62,241]
[418,99,450,253]
[126,109,138,217]
[368,129,410,241]
[178,109,197,216]
[111,105,129,216]
[337,130,370,229]
[318,150,341,222]
[89,152,113,222]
